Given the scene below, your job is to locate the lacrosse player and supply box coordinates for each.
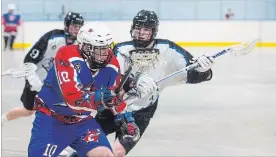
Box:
[69,9,215,157]
[2,12,84,124]
[1,12,84,156]
[28,22,133,157]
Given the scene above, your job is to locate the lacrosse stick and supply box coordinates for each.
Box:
[115,66,133,94]
[1,63,37,78]
[125,39,259,104]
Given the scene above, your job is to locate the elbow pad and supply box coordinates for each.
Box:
[187,69,212,84]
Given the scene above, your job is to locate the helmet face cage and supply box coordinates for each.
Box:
[64,12,84,43]
[131,10,159,48]
[80,43,112,70]
[132,26,153,42]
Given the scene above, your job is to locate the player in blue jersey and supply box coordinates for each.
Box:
[28,22,140,157]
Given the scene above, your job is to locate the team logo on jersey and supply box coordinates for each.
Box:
[83,129,101,143]
[9,15,15,21]
[74,63,81,73]
[42,57,54,72]
[52,45,57,50]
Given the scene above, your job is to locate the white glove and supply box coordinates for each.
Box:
[26,73,43,92]
[134,72,158,97]
[193,54,215,72]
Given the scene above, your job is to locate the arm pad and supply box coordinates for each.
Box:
[187,69,212,84]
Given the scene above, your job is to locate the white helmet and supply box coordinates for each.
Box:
[77,22,113,47]
[77,23,113,70]
[8,4,16,11]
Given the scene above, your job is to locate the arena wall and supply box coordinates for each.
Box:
[13,21,276,49]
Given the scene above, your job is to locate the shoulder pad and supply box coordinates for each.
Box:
[48,29,65,39]
[113,41,134,56]
[155,39,173,45]
[114,41,134,48]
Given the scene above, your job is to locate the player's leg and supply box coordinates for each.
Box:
[70,118,113,157]
[113,100,158,156]
[95,109,118,135]
[1,81,36,126]
[68,110,118,157]
[3,36,8,50]
[28,111,73,157]
[86,146,113,157]
[9,35,16,50]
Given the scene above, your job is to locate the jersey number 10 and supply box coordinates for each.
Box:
[58,71,70,85]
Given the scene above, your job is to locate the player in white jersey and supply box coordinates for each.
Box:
[69,10,215,157]
[2,12,84,125]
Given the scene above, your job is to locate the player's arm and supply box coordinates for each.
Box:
[107,54,141,142]
[112,52,141,142]
[169,41,213,84]
[54,47,98,113]
[24,30,58,64]
[98,54,130,115]
[1,15,6,26]
[112,46,144,142]
[17,14,22,26]
[23,30,60,91]
[113,44,133,92]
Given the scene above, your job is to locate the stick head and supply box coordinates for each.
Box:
[1,63,37,78]
[229,39,260,56]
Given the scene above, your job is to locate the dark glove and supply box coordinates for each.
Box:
[114,112,140,142]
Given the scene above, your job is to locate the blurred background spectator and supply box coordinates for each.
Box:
[59,5,66,20]
[2,4,22,51]
[225,8,234,20]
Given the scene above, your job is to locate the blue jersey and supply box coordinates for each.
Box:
[36,45,121,117]
[2,12,21,33]
[29,45,116,157]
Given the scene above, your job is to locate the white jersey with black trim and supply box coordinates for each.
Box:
[114,39,194,111]
[35,35,67,81]
[24,29,77,81]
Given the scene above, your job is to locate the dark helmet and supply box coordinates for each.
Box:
[130,10,159,47]
[64,12,84,44]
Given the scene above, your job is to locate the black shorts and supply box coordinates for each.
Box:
[95,99,158,154]
[20,80,38,110]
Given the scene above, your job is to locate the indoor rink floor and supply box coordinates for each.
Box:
[1,47,276,156]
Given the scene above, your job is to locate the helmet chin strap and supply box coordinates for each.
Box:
[135,40,155,49]
[145,40,155,48]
